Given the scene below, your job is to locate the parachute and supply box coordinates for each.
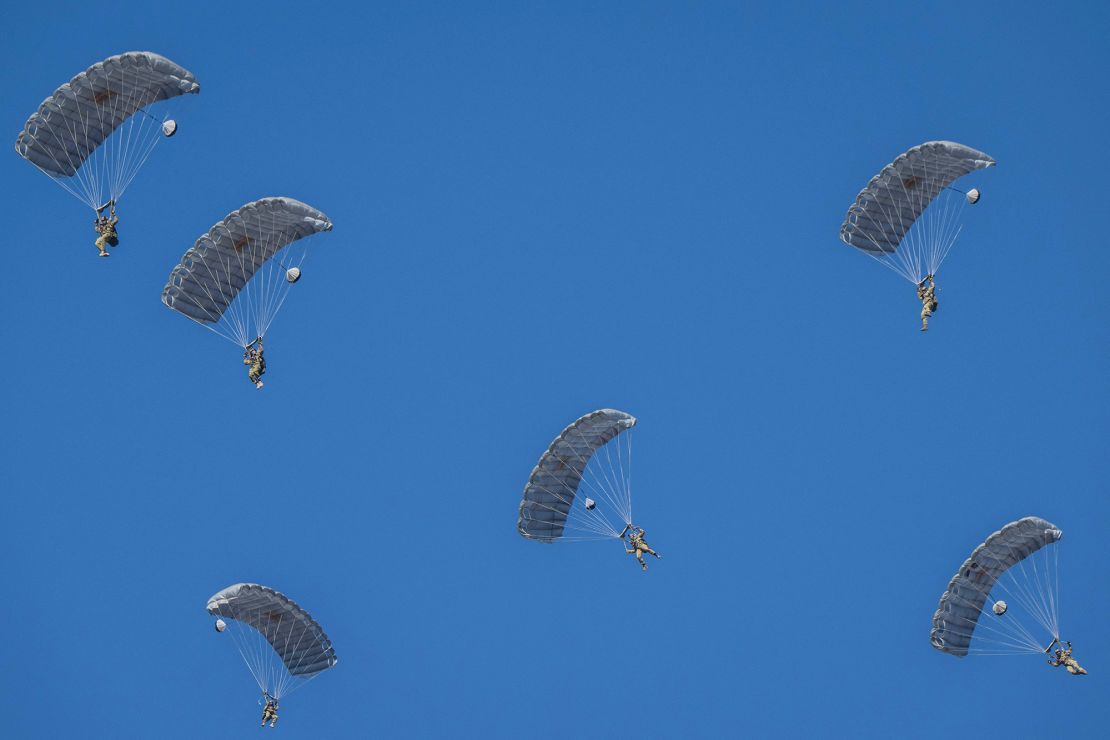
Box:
[518,409,636,542]
[931,517,1063,657]
[839,141,995,283]
[15,51,199,210]
[207,583,337,700]
[162,197,333,348]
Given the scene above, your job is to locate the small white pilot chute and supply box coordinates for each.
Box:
[965,188,981,204]
[286,267,302,283]
[992,600,1008,616]
[584,498,596,510]
[214,618,227,632]
[162,119,178,137]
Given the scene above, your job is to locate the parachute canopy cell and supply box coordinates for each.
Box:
[840,141,995,257]
[517,409,636,542]
[930,517,1061,657]
[15,52,199,178]
[162,198,332,327]
[207,583,337,677]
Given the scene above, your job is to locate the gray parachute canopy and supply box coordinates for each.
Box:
[15,52,199,177]
[931,517,1062,657]
[207,583,337,677]
[840,141,995,256]
[162,198,333,327]
[517,409,636,542]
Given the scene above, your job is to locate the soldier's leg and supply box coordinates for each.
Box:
[95,234,109,256]
[636,551,646,570]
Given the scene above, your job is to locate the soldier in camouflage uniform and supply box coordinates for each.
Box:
[93,202,119,257]
[620,524,661,571]
[917,274,938,332]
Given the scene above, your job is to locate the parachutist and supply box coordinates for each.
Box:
[1046,640,1087,675]
[917,274,938,331]
[261,694,279,727]
[93,201,118,257]
[620,524,660,571]
[243,337,265,389]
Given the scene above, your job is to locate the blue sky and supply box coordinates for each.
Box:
[2,1,1108,737]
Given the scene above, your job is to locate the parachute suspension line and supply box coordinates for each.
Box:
[524,473,618,540]
[101,72,174,205]
[608,429,633,525]
[891,154,930,282]
[272,610,328,701]
[224,614,268,695]
[189,209,319,349]
[625,428,633,524]
[853,154,975,285]
[107,103,163,204]
[250,210,274,340]
[1054,539,1061,638]
[220,605,312,702]
[573,437,632,532]
[615,427,633,525]
[167,224,249,346]
[944,595,1046,656]
[249,601,279,696]
[927,190,966,277]
[521,430,637,542]
[890,158,926,281]
[998,535,1061,640]
[589,435,632,520]
[525,478,622,540]
[225,215,258,347]
[961,619,1047,655]
[103,80,136,203]
[960,537,1063,656]
[32,67,176,210]
[560,447,625,526]
[262,244,311,339]
[597,434,631,526]
[575,428,635,539]
[256,207,307,341]
[34,85,101,208]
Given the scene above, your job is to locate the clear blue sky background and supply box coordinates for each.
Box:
[2,2,1108,738]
